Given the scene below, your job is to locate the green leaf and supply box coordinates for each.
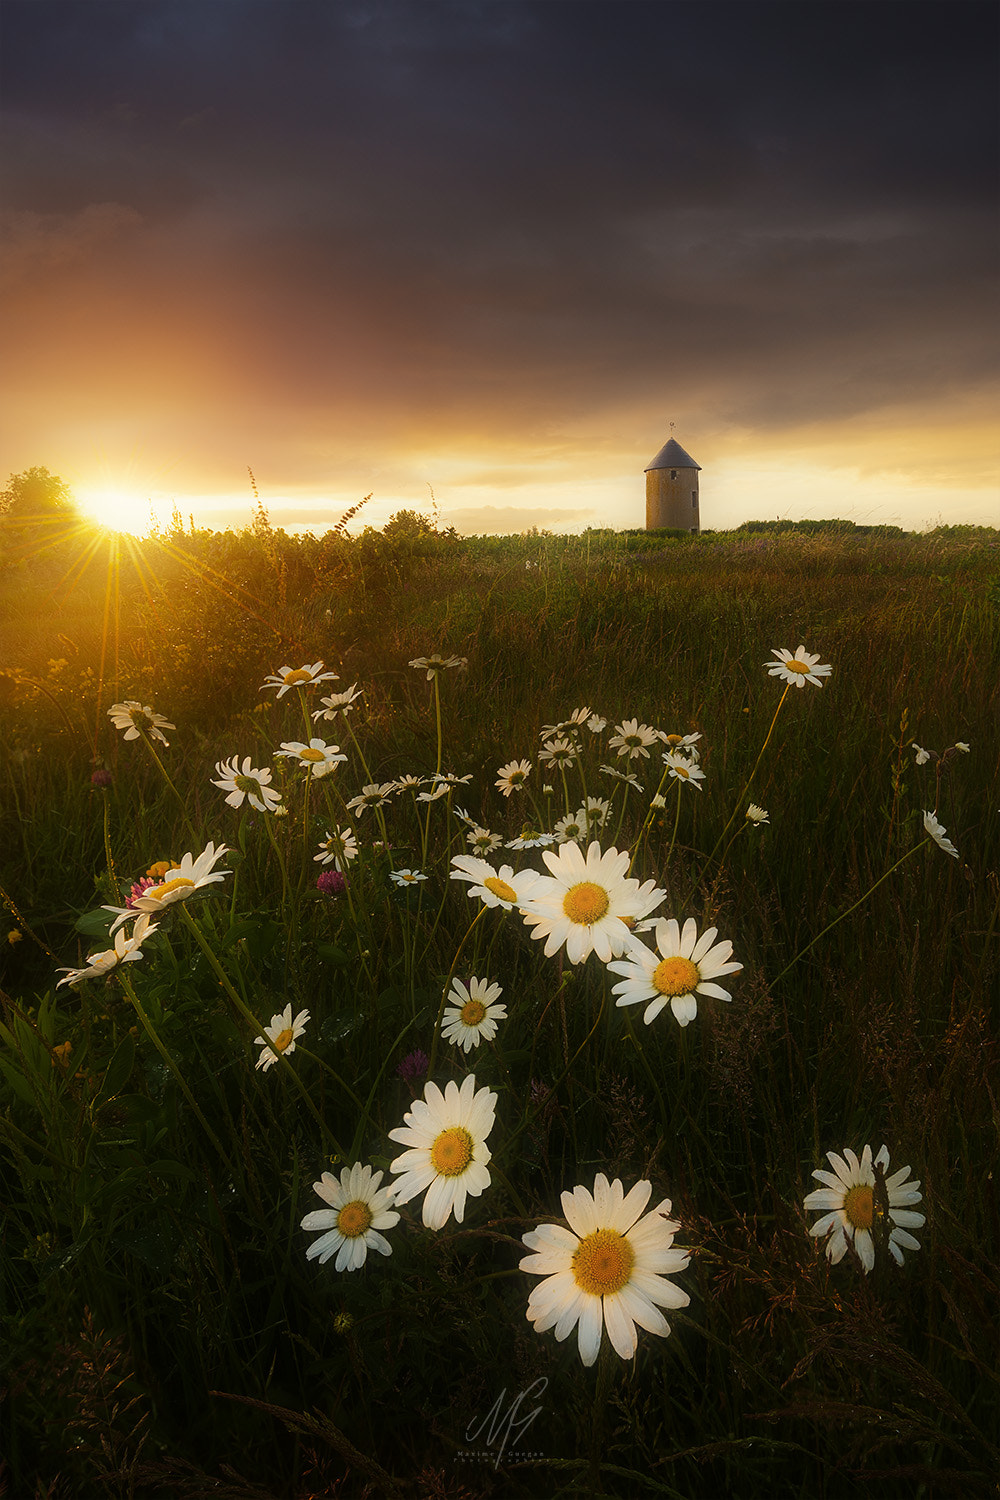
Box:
[93,1033,136,1112]
[74,907,116,938]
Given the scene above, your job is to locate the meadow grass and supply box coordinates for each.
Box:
[0,519,997,1498]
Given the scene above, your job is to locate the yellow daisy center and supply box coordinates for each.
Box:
[284,669,313,684]
[572,1228,635,1296]
[484,876,517,903]
[664,733,683,746]
[843,1184,874,1231]
[460,999,487,1026]
[300,747,325,762]
[652,955,700,996]
[337,1200,373,1238]
[430,1126,474,1177]
[234,774,262,795]
[563,881,610,925]
[145,877,195,902]
[673,765,690,779]
[272,1026,295,1053]
[785,659,810,674]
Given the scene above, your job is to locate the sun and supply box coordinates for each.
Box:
[74,486,158,537]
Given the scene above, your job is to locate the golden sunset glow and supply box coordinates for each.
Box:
[2,5,995,536]
[74,487,155,537]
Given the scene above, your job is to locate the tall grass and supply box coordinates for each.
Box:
[1,519,997,1497]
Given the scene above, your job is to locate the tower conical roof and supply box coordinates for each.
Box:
[645,437,701,472]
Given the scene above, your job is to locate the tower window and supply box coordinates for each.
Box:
[669,469,677,479]
[692,494,697,507]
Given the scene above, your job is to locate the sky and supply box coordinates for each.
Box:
[2,0,998,537]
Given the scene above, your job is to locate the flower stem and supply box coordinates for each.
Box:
[691,682,790,899]
[117,969,238,1177]
[427,905,488,1076]
[178,903,346,1158]
[139,729,201,846]
[770,839,928,988]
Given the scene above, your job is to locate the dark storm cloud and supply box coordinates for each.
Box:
[1,0,997,471]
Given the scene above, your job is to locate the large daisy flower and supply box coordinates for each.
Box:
[450,855,542,911]
[107,701,175,747]
[301,1163,400,1271]
[519,841,664,964]
[254,1003,311,1071]
[212,756,283,813]
[388,1074,496,1229]
[608,917,742,1026]
[57,914,159,987]
[260,662,339,697]
[804,1144,924,1272]
[441,978,507,1052]
[764,646,832,689]
[520,1173,690,1367]
[108,843,230,931]
[276,738,348,778]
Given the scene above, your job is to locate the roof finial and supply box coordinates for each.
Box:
[669,420,675,434]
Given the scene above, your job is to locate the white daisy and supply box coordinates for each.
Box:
[505,830,556,850]
[540,707,591,737]
[586,715,608,734]
[662,752,706,790]
[520,1173,690,1367]
[301,1163,400,1271]
[254,1003,310,1071]
[466,826,503,854]
[608,720,660,761]
[600,765,643,789]
[553,812,587,844]
[312,684,363,720]
[390,868,428,887]
[57,913,159,987]
[107,701,175,747]
[923,810,959,858]
[345,783,396,816]
[538,737,578,769]
[416,782,450,803]
[519,841,665,965]
[109,843,230,931]
[449,855,542,910]
[746,804,769,824]
[276,738,348,778]
[313,827,358,869]
[657,731,702,759]
[578,797,611,833]
[260,662,339,697]
[441,978,507,1052]
[764,646,833,689]
[608,917,742,1026]
[804,1144,924,1272]
[388,1074,496,1229]
[408,654,467,680]
[212,755,283,813]
[496,759,532,797]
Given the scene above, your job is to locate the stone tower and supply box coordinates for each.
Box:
[645,436,701,532]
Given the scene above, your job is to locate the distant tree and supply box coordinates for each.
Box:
[0,467,76,522]
[0,467,79,564]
